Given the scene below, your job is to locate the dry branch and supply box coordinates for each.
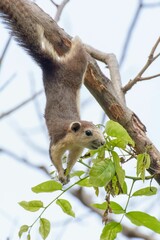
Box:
[123,37,160,93]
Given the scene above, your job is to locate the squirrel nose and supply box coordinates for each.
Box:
[101,140,105,146]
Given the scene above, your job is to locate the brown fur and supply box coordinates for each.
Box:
[0,0,105,184]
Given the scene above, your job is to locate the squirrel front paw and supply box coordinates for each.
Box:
[58,170,70,185]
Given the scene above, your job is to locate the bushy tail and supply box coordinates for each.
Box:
[0,0,58,66]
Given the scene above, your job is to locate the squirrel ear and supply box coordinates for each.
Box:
[70,121,81,132]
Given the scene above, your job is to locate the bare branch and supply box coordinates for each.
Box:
[0,89,43,120]
[143,2,160,8]
[11,122,48,155]
[0,73,16,91]
[50,0,58,8]
[29,73,47,134]
[0,148,49,176]
[119,0,143,67]
[54,0,70,22]
[86,44,125,104]
[123,37,160,93]
[140,73,160,81]
[0,35,12,71]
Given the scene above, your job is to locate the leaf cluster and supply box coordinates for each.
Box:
[18,120,159,240]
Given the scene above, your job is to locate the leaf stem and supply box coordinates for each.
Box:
[28,176,88,234]
[120,180,135,223]
[125,175,154,181]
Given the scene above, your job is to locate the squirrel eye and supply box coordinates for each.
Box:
[85,130,92,136]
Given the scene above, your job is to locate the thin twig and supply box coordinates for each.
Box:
[0,73,16,91]
[143,2,160,8]
[0,36,12,71]
[11,119,48,155]
[0,89,43,120]
[119,0,143,67]
[123,37,160,93]
[140,73,160,81]
[0,148,49,176]
[50,0,58,8]
[29,73,47,134]
[54,0,70,22]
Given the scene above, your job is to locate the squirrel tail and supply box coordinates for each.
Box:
[0,0,59,66]
[0,0,87,70]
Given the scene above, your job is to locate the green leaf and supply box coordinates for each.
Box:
[105,120,135,147]
[39,218,51,240]
[32,180,62,193]
[126,211,160,233]
[132,187,157,197]
[91,202,108,210]
[94,186,99,196]
[56,198,75,217]
[112,151,125,189]
[77,178,92,187]
[137,153,150,181]
[109,139,127,149]
[19,200,43,212]
[89,159,115,187]
[70,170,85,178]
[110,201,125,214]
[121,181,128,194]
[100,222,122,240]
[18,225,29,238]
[145,153,151,169]
[27,234,31,240]
[137,154,145,180]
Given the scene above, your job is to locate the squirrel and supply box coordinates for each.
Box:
[0,0,105,184]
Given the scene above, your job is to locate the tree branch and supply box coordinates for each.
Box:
[54,0,70,22]
[0,89,43,119]
[0,73,16,91]
[119,0,143,67]
[0,35,12,70]
[123,36,160,93]
[85,45,125,104]
[0,148,49,176]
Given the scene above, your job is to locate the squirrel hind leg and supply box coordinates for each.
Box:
[60,36,88,72]
[59,172,70,185]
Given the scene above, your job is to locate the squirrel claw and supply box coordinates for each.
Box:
[58,170,70,185]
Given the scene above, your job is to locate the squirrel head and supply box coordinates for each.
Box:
[68,121,105,150]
